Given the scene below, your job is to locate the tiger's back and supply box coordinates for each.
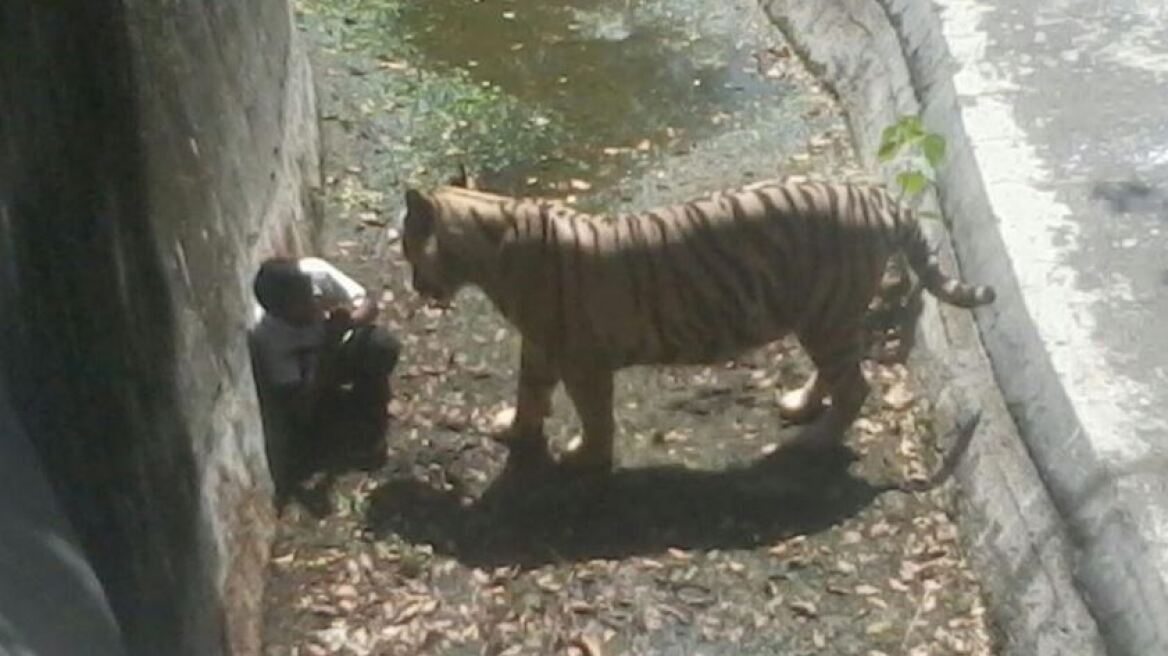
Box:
[488,179,985,368]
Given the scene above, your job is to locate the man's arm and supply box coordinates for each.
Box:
[350,294,380,325]
[300,257,380,326]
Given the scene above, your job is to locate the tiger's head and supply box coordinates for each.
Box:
[401,166,490,306]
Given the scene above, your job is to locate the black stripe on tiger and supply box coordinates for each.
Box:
[626,210,677,361]
[667,204,759,353]
[645,210,720,355]
[723,192,794,324]
[801,183,845,330]
[759,186,810,287]
[682,201,773,321]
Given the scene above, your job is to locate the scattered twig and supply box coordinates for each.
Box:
[564,634,604,656]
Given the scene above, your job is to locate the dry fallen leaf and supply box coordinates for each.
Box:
[790,600,818,619]
[565,634,604,656]
[883,381,915,410]
[866,620,892,635]
[376,59,409,71]
[492,406,516,432]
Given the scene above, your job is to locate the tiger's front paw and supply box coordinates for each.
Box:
[558,443,614,475]
[778,387,828,424]
[490,411,547,447]
[502,433,555,472]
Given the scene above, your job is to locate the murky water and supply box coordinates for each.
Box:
[302,0,834,211]
[397,0,785,145]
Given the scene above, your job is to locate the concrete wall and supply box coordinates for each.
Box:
[0,1,319,654]
[758,1,1107,654]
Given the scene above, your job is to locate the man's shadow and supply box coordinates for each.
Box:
[367,443,887,568]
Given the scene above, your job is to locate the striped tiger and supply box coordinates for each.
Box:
[401,175,995,471]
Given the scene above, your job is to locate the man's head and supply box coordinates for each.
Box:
[253,257,317,325]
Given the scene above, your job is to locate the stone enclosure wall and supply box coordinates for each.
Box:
[0,1,318,653]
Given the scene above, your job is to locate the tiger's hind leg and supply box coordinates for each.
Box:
[865,254,924,365]
[790,327,870,449]
[778,369,830,423]
[503,340,558,463]
[560,362,616,473]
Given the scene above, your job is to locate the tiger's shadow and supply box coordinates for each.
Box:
[366,443,886,568]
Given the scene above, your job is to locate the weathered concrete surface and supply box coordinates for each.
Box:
[925,3,1168,654]
[0,1,319,654]
[760,0,1111,654]
[0,374,126,656]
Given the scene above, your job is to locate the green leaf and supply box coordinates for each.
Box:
[879,115,944,167]
[897,171,930,197]
[922,134,947,169]
[900,115,925,138]
[877,139,901,162]
[902,133,926,152]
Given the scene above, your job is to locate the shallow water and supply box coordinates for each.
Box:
[302,0,831,210]
[397,0,783,144]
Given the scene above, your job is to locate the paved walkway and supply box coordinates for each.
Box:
[935,1,1168,653]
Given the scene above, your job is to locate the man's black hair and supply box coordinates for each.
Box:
[253,257,312,314]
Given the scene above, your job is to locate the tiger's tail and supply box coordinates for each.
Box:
[898,209,995,308]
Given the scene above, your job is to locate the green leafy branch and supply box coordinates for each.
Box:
[878,115,947,218]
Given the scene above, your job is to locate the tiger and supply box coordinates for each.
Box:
[401,173,995,472]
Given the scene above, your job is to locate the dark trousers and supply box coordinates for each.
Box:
[256,325,401,502]
[325,324,401,425]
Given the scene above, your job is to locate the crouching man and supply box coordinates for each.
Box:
[248,256,401,501]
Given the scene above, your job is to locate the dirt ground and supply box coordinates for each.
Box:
[261,1,997,654]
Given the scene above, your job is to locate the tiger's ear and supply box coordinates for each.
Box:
[447,163,478,190]
[404,188,434,234]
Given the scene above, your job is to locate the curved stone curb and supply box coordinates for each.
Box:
[759,1,1109,653]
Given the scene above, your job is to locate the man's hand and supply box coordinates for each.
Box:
[323,307,352,344]
[350,294,380,325]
